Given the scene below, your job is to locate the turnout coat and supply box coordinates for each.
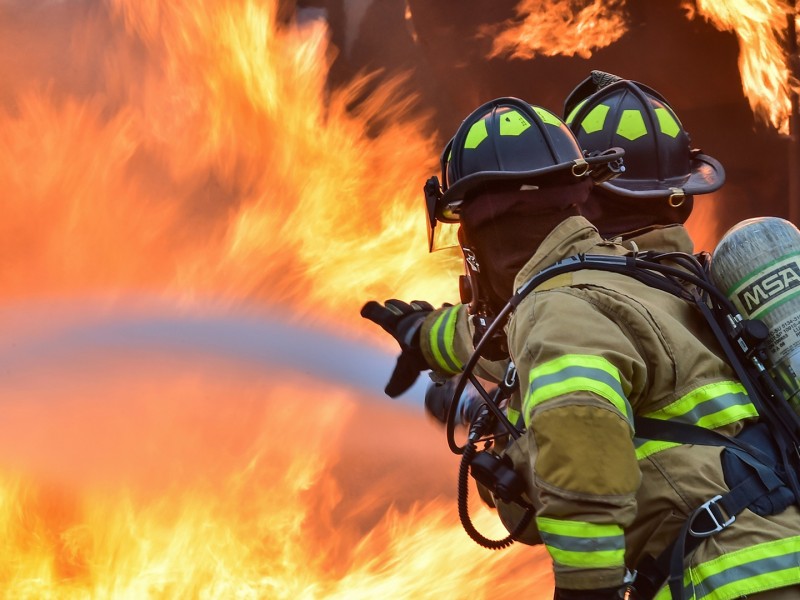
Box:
[421,216,800,598]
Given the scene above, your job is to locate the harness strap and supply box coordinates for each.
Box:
[632,417,792,599]
[634,417,774,465]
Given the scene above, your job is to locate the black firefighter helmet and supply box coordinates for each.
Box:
[563,73,725,203]
[424,97,624,251]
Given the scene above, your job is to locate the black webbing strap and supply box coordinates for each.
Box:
[632,418,790,599]
[634,417,774,465]
[634,468,782,599]
[689,289,800,504]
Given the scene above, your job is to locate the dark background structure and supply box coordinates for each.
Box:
[300,0,798,246]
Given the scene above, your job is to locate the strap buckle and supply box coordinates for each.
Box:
[503,361,517,389]
[689,495,735,537]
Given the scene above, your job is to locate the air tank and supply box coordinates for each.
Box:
[711,217,800,412]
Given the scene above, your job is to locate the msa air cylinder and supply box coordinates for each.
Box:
[711,217,800,411]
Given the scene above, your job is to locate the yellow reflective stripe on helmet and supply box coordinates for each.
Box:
[580,104,610,134]
[616,109,647,140]
[499,109,531,136]
[533,106,562,126]
[427,306,463,375]
[464,120,488,149]
[536,517,625,569]
[655,107,680,138]
[634,381,757,460]
[565,98,588,125]
[652,535,800,600]
[523,354,632,428]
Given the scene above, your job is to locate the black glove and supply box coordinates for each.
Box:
[554,586,628,600]
[361,299,434,397]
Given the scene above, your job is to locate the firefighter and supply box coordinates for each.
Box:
[421,72,727,425]
[362,98,800,599]
[563,70,725,243]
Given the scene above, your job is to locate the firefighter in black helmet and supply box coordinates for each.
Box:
[362,95,800,599]
[564,70,725,239]
[423,74,728,429]
[433,97,623,316]
[361,97,623,397]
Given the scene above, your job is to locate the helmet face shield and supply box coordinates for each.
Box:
[424,175,460,251]
[428,220,460,252]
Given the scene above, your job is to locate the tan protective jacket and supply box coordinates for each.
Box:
[421,217,800,597]
[420,224,697,381]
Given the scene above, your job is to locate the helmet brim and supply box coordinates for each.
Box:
[597,152,725,199]
[437,164,578,222]
[436,147,625,222]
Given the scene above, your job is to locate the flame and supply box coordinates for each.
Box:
[0,0,554,596]
[683,0,797,133]
[0,0,462,317]
[483,0,629,60]
[0,315,552,597]
[488,0,798,134]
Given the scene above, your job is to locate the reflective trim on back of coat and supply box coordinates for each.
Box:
[651,535,800,600]
[634,381,758,460]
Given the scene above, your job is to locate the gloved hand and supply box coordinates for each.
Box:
[554,585,628,600]
[361,299,434,397]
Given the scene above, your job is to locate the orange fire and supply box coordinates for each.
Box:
[490,0,798,134]
[0,0,553,596]
[484,0,629,60]
[0,313,550,597]
[684,0,798,134]
[0,0,461,315]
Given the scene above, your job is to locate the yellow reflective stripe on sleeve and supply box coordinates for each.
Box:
[652,535,800,600]
[536,516,625,569]
[427,306,463,375]
[523,354,632,428]
[634,439,681,461]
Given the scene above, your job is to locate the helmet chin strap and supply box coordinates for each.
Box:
[458,237,510,362]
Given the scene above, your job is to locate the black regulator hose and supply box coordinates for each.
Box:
[457,413,534,550]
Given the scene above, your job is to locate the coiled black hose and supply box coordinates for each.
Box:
[457,430,534,549]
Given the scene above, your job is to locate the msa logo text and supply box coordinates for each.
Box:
[737,262,800,312]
